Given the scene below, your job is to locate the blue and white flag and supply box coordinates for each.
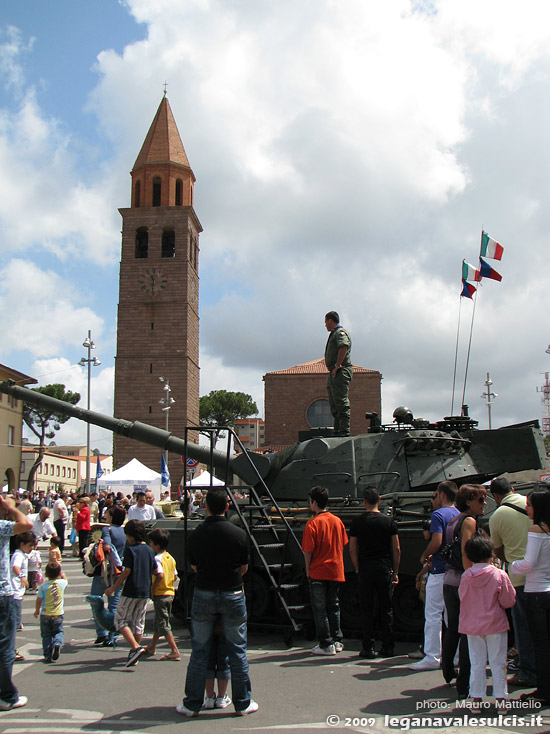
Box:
[96,455,104,482]
[161,455,171,488]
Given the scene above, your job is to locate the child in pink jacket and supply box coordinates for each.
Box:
[459,534,516,708]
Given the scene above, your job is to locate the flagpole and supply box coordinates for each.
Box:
[460,230,484,414]
[451,293,463,416]
[460,286,478,413]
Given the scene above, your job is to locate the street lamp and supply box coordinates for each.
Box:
[159,376,175,464]
[481,372,498,430]
[79,330,101,495]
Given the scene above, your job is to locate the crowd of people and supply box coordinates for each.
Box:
[300,479,550,712]
[409,479,550,709]
[1,477,550,717]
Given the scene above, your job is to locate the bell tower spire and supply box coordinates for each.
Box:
[114,97,202,482]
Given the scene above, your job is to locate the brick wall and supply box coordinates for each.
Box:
[264,370,382,446]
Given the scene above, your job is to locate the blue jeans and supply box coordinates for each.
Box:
[183,589,252,713]
[40,615,64,662]
[308,579,342,648]
[0,595,18,705]
[510,585,536,680]
[91,574,121,641]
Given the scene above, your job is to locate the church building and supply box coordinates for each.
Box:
[113,96,201,486]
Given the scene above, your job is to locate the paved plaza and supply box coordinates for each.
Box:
[1,549,549,734]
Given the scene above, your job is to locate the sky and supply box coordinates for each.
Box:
[1,0,549,454]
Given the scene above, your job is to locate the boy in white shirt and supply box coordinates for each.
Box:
[11,532,35,661]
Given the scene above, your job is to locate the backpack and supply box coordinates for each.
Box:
[82,539,105,577]
[440,515,468,571]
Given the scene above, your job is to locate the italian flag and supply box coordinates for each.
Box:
[462,261,481,282]
[481,231,504,260]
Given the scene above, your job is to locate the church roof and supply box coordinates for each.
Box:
[266,358,378,375]
[133,96,191,171]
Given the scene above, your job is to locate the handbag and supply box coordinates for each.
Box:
[69,528,76,544]
[440,515,467,571]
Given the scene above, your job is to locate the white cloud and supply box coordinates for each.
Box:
[2,0,550,444]
[0,259,104,358]
[0,33,121,265]
[0,26,33,91]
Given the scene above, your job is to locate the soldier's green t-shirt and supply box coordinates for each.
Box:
[324,326,352,369]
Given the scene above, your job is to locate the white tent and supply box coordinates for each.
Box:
[97,458,162,500]
[187,470,224,487]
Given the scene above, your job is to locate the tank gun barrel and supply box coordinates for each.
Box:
[0,380,243,475]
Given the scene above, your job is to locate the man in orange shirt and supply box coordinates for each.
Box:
[302,486,348,656]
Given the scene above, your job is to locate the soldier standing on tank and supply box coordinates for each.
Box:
[324,311,353,437]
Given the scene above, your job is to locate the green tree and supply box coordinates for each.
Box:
[199,390,258,427]
[23,384,81,493]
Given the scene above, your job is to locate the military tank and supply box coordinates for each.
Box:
[2,381,548,638]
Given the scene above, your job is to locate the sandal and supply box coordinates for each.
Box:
[159,654,181,661]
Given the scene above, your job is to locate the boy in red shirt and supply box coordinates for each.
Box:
[302,486,348,656]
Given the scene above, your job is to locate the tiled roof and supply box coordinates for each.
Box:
[0,363,37,384]
[133,96,191,170]
[266,358,378,375]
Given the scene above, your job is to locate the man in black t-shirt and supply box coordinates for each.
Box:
[349,487,400,659]
[178,488,258,718]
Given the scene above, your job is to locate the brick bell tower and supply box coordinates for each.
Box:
[113,95,201,488]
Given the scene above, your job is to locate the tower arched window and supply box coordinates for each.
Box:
[152,177,161,207]
[134,180,141,208]
[162,228,175,258]
[135,227,148,258]
[175,179,183,206]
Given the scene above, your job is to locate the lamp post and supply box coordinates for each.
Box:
[481,372,498,430]
[79,330,101,495]
[159,376,175,464]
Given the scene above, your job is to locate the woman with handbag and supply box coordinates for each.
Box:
[441,484,487,699]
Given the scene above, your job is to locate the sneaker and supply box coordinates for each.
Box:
[94,635,108,645]
[176,703,199,717]
[203,696,216,709]
[334,641,344,653]
[409,657,440,671]
[377,646,395,658]
[215,694,232,708]
[311,643,336,656]
[0,696,28,711]
[236,700,259,716]
[507,647,518,660]
[358,647,376,659]
[125,647,147,667]
[52,644,61,661]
